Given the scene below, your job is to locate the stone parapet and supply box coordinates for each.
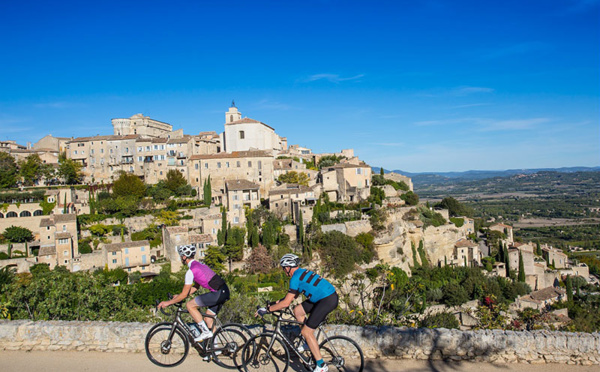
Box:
[0,321,598,365]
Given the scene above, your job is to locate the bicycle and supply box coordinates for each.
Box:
[240,304,364,372]
[145,297,250,368]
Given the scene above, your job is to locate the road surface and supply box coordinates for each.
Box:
[0,351,597,372]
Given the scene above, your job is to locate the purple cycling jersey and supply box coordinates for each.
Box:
[185,261,221,292]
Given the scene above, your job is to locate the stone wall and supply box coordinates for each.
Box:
[0,320,598,365]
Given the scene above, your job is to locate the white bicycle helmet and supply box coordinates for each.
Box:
[280,253,300,268]
[177,244,197,258]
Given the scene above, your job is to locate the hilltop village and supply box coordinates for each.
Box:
[0,103,594,329]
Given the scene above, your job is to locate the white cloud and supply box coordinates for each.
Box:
[303,73,365,84]
[450,86,495,96]
[413,117,551,131]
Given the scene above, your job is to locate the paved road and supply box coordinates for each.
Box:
[0,351,597,372]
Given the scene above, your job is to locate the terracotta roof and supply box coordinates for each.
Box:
[190,234,213,244]
[39,246,56,256]
[68,135,139,143]
[53,214,77,223]
[226,117,275,131]
[166,226,188,233]
[168,137,191,144]
[455,238,478,248]
[269,185,313,196]
[225,179,260,191]
[105,240,150,252]
[528,286,566,302]
[40,218,53,228]
[490,223,513,229]
[189,150,272,160]
[329,162,369,169]
[55,232,71,239]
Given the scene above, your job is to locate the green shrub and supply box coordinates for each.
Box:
[420,312,459,329]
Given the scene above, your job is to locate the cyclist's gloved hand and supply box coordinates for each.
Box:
[256,307,269,317]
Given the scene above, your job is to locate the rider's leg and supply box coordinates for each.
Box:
[186,298,204,324]
[293,303,307,323]
[204,309,216,330]
[300,324,323,362]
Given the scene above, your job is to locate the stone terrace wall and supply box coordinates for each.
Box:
[1,320,598,365]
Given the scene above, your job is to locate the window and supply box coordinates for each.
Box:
[233,195,238,201]
[195,163,199,170]
[74,150,78,155]
[233,217,239,223]
[258,161,262,169]
[90,149,94,155]
[138,147,143,152]
[64,250,68,256]
[112,252,116,256]
[248,161,252,167]
[204,163,208,169]
[63,225,66,232]
[239,131,245,139]
[142,255,147,264]
[226,162,230,168]
[217,162,221,168]
[356,168,362,175]
[237,161,241,167]
[141,246,145,251]
[124,248,129,254]
[112,259,117,264]
[154,145,158,150]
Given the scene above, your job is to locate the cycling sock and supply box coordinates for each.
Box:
[316,359,324,367]
[197,321,210,333]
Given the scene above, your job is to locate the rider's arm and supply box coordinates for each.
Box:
[157,283,194,308]
[268,292,297,312]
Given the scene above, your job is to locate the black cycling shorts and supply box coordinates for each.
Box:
[301,292,338,329]
[194,284,230,314]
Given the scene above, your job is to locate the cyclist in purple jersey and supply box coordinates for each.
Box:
[158,244,229,342]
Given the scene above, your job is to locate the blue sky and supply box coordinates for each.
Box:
[1,0,598,172]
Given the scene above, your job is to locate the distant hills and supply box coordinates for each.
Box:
[373,166,600,187]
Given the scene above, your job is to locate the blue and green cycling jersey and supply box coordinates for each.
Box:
[288,268,335,303]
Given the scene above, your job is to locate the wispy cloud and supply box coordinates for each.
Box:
[449,103,492,109]
[417,86,495,98]
[34,101,84,109]
[450,86,494,96]
[302,73,365,84]
[414,117,551,131]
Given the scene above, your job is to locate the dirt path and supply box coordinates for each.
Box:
[0,351,597,372]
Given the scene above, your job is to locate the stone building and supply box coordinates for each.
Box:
[37,214,79,270]
[188,150,275,197]
[489,223,514,245]
[163,226,214,272]
[383,172,414,192]
[224,179,261,227]
[453,238,481,267]
[112,113,173,138]
[542,245,568,269]
[104,240,155,274]
[221,103,287,154]
[320,161,371,203]
[268,184,317,222]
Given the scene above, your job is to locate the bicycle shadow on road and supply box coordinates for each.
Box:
[359,326,513,372]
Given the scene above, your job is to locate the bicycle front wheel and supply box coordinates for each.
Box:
[319,335,364,372]
[241,333,289,372]
[211,327,247,369]
[145,324,190,367]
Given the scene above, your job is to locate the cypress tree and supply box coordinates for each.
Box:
[566,275,573,302]
[298,209,304,248]
[63,193,68,214]
[504,247,510,277]
[418,240,429,267]
[536,242,542,256]
[380,167,384,176]
[518,251,526,282]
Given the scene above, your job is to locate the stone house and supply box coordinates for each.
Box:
[514,286,566,311]
[188,150,275,197]
[36,214,79,270]
[105,240,154,274]
[453,238,481,267]
[489,223,514,245]
[542,245,568,269]
[112,113,173,138]
[163,226,214,272]
[383,171,414,191]
[268,184,318,222]
[224,179,261,227]
[320,161,372,203]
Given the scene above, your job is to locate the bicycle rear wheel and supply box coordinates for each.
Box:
[241,333,289,372]
[211,327,247,369]
[319,335,364,372]
[145,324,189,367]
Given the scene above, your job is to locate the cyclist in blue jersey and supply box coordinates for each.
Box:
[257,253,338,372]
